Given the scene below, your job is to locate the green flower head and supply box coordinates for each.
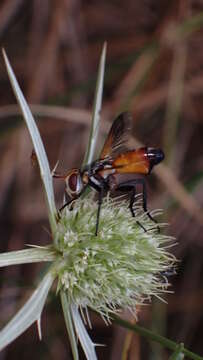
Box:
[55,195,175,320]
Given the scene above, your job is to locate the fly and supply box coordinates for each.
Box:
[53,112,164,235]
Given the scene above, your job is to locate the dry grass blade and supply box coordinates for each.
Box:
[0,0,24,36]
[155,164,203,225]
[110,45,159,114]
[163,40,187,165]
[26,0,68,102]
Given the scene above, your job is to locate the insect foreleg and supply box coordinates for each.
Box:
[88,175,108,236]
[54,197,75,222]
[59,197,75,212]
[95,185,105,236]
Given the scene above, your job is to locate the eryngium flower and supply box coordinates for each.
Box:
[55,195,175,319]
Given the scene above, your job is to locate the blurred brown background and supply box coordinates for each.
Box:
[0,0,203,359]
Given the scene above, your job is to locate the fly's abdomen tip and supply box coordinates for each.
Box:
[157,149,165,163]
[147,148,165,167]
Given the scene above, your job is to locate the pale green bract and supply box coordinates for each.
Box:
[2,49,57,235]
[83,42,106,167]
[0,272,54,350]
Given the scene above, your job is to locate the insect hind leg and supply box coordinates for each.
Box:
[116,180,147,232]
[141,180,160,233]
[116,178,159,232]
[128,187,147,231]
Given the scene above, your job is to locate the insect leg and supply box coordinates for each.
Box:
[116,179,147,231]
[54,197,75,222]
[116,178,160,232]
[59,198,75,212]
[141,179,160,232]
[95,186,105,236]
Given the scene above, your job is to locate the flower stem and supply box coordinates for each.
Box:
[112,315,203,360]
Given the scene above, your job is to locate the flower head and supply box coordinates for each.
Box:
[56,195,175,319]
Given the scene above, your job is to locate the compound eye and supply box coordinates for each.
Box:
[68,173,78,192]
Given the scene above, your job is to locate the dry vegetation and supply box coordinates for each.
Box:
[0,0,203,359]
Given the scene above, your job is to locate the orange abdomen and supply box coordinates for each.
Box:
[113,148,150,175]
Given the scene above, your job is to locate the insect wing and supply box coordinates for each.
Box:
[100,112,132,160]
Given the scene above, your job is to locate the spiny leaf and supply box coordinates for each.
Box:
[82,42,106,167]
[2,49,57,235]
[0,271,54,350]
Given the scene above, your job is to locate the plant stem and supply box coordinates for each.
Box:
[113,315,203,360]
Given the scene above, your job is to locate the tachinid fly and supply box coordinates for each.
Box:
[54,112,164,235]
